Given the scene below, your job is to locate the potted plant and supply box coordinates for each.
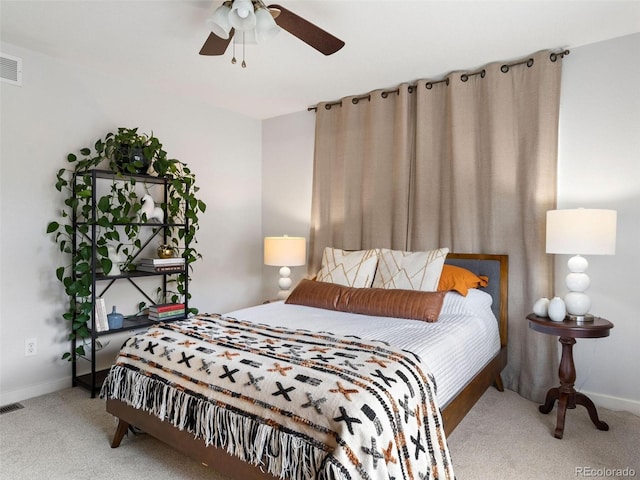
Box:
[46,128,206,360]
[104,127,159,175]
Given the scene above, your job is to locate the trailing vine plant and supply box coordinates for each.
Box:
[47,128,206,359]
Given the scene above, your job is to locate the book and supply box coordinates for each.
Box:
[139,257,185,266]
[137,264,185,273]
[149,303,185,311]
[137,267,183,274]
[149,308,185,319]
[137,265,184,272]
[150,309,185,316]
[150,308,185,316]
[149,311,185,320]
[138,262,185,269]
[95,298,109,332]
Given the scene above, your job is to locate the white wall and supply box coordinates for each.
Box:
[261,34,640,414]
[261,111,315,300]
[557,33,640,415]
[0,43,264,405]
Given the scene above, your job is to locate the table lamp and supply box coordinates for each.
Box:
[546,208,617,322]
[264,235,306,300]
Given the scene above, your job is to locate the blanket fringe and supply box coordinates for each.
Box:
[101,365,343,480]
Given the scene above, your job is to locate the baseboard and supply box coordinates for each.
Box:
[0,377,71,406]
[581,389,640,417]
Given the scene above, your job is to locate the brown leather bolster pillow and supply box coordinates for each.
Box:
[286,279,446,322]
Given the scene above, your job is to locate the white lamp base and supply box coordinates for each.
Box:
[566,313,595,323]
[277,266,292,300]
[564,255,593,322]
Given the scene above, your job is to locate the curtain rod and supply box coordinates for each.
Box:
[308,50,570,112]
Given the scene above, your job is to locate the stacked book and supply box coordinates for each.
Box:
[137,257,185,273]
[148,303,185,321]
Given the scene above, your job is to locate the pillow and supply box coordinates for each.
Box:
[316,247,379,288]
[372,247,449,291]
[437,264,489,296]
[286,279,446,322]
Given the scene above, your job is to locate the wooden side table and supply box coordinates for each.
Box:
[527,313,614,439]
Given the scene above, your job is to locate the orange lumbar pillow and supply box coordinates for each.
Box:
[437,264,488,296]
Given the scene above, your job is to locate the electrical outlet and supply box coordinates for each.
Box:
[25,338,37,356]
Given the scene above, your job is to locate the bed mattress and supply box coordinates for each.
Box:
[226,288,500,406]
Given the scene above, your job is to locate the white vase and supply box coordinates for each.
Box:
[548,296,566,322]
[104,262,122,276]
[533,297,550,317]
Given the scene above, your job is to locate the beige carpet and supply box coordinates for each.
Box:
[1,386,638,479]
[447,388,639,480]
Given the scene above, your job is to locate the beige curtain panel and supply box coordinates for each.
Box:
[309,49,564,402]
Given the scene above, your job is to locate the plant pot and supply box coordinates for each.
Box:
[115,145,150,174]
[157,244,175,259]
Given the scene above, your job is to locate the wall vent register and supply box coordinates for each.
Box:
[1,53,22,85]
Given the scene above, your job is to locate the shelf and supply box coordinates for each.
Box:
[92,168,171,184]
[96,270,185,280]
[74,221,185,227]
[71,168,190,398]
[91,314,187,337]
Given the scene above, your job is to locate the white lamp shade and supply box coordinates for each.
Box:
[255,7,281,43]
[546,209,617,255]
[264,236,306,267]
[206,3,232,39]
[229,0,256,31]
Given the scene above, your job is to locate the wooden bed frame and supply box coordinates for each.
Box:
[106,253,508,479]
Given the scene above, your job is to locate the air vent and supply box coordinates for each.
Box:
[1,53,23,86]
[0,402,24,415]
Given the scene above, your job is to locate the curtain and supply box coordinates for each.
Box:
[309,50,564,401]
[309,85,416,254]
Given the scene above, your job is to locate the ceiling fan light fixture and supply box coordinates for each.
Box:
[255,7,281,43]
[229,0,257,31]
[206,1,232,39]
[199,2,345,64]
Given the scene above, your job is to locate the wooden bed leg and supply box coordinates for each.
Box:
[494,374,504,392]
[111,419,130,448]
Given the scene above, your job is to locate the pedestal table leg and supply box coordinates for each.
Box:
[540,336,609,438]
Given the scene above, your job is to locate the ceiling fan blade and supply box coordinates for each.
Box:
[268,4,344,56]
[199,31,234,56]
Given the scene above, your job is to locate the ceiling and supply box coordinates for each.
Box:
[1,0,639,119]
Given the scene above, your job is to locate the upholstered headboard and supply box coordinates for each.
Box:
[445,253,508,346]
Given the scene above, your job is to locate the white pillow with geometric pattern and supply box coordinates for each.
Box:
[316,248,380,288]
[372,247,449,291]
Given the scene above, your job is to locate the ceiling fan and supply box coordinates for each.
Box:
[200,1,345,67]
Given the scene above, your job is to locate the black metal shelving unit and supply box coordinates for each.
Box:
[71,169,190,397]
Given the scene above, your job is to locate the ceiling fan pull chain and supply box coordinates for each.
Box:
[242,32,247,68]
[231,35,237,65]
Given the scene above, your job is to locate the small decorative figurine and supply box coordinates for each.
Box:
[140,194,164,223]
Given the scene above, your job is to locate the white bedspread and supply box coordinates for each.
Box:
[226,289,500,406]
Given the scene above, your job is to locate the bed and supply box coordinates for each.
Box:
[102,252,508,480]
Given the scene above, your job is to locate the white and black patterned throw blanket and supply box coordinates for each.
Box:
[101,314,454,480]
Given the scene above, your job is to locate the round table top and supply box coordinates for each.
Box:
[527,313,613,339]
